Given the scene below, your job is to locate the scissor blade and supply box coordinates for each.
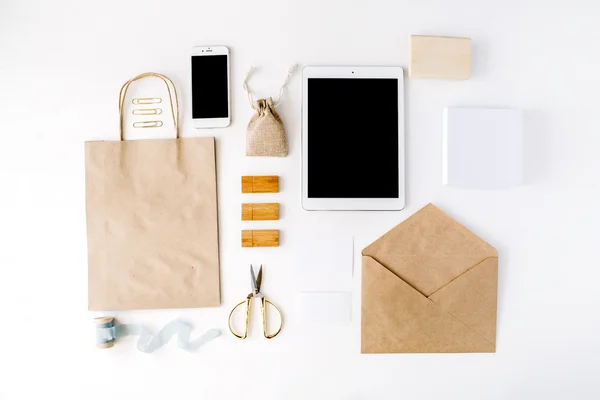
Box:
[255,265,263,293]
[250,265,258,292]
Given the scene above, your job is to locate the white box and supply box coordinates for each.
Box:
[443,107,523,189]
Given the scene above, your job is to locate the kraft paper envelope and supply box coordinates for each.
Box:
[361,203,498,353]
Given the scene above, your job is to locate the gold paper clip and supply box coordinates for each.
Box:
[133,121,163,128]
[132,108,162,115]
[132,98,162,105]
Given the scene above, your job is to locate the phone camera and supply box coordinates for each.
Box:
[352,71,354,74]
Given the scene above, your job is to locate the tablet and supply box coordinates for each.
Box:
[302,66,405,211]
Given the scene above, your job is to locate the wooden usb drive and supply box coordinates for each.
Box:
[242,203,279,221]
[242,230,279,247]
[241,176,279,193]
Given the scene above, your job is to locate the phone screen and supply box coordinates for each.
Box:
[191,54,229,119]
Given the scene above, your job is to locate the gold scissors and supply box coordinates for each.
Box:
[228,265,283,339]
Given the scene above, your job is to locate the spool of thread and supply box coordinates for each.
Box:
[94,316,117,349]
[93,317,220,353]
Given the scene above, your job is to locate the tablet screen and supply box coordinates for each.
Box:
[307,78,399,198]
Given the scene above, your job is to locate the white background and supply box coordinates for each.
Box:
[1,0,599,399]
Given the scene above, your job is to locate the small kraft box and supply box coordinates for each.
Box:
[410,35,471,80]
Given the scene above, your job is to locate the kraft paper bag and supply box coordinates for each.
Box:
[85,73,220,311]
[361,203,498,353]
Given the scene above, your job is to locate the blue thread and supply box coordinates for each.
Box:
[95,319,220,353]
[96,321,114,329]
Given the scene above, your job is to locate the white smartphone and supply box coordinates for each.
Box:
[191,46,231,128]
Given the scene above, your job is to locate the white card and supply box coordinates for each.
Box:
[296,292,352,324]
[443,107,523,189]
[293,234,353,291]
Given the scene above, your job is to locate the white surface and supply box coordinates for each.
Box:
[296,292,352,325]
[191,45,231,128]
[301,66,405,210]
[293,234,353,291]
[443,107,523,188]
[1,1,600,399]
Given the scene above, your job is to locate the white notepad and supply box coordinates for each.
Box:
[443,107,523,189]
[296,292,352,324]
[293,234,353,291]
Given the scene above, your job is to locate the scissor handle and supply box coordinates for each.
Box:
[228,295,252,339]
[261,297,283,339]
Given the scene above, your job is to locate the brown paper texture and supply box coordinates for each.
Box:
[361,203,498,353]
[85,137,220,311]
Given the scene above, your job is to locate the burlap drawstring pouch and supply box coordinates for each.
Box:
[243,66,295,157]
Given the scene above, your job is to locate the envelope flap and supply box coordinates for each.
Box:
[362,203,497,296]
[361,256,495,353]
[429,257,498,344]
